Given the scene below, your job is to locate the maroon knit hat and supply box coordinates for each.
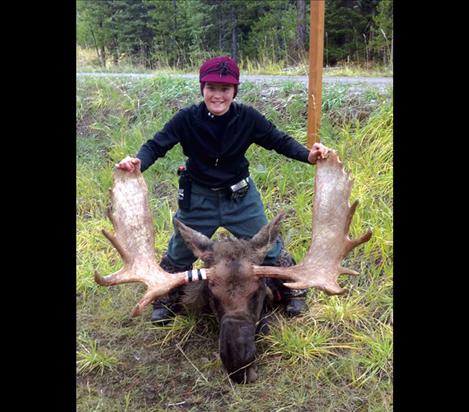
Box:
[199,55,240,98]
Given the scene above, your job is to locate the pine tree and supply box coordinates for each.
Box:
[295,0,307,60]
[113,0,156,67]
[77,0,116,67]
[369,0,393,66]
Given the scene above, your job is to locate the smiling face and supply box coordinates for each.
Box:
[203,82,235,116]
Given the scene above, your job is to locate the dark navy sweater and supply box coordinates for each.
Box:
[136,102,310,188]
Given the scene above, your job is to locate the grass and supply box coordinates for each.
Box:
[77,47,393,77]
[350,321,393,387]
[77,332,120,376]
[76,74,392,411]
[324,61,393,77]
[261,314,357,364]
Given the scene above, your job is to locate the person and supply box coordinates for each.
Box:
[116,55,331,324]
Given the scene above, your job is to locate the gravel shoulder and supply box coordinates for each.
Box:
[76,72,392,89]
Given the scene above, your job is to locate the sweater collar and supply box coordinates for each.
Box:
[197,101,239,119]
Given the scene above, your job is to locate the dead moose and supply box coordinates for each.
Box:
[94,151,372,383]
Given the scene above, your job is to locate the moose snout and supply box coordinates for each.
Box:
[219,316,258,383]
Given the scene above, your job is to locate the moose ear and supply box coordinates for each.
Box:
[174,219,214,264]
[248,212,284,264]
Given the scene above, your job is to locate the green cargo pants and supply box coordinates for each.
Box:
[165,178,282,267]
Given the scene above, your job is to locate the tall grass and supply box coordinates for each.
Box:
[77,47,393,77]
[324,61,393,77]
[76,75,392,411]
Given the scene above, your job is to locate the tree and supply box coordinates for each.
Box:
[243,0,296,64]
[147,0,210,67]
[77,0,158,68]
[369,0,393,66]
[113,0,156,67]
[324,0,378,65]
[77,0,116,67]
[201,0,245,61]
[230,3,238,60]
[295,0,307,60]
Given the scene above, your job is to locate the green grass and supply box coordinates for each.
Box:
[324,61,393,77]
[350,321,393,387]
[261,314,357,364]
[76,74,392,411]
[77,47,393,77]
[77,332,120,376]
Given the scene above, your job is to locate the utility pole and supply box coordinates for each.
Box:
[307,0,325,147]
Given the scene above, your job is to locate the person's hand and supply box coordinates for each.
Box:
[115,156,141,173]
[308,143,331,164]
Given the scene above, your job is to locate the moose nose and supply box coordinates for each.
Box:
[219,316,257,383]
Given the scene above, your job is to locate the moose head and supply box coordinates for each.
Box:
[94,151,372,383]
[173,213,283,383]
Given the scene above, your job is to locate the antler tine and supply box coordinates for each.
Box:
[94,268,138,287]
[253,151,372,295]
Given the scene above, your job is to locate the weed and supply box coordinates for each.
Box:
[350,321,393,387]
[261,315,356,365]
[150,312,201,348]
[76,75,392,410]
[312,294,370,325]
[77,47,392,77]
[77,333,120,376]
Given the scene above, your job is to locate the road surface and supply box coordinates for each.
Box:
[77,72,392,89]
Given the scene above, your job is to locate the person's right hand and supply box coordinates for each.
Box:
[115,156,141,173]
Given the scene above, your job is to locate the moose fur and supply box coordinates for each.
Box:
[173,216,282,383]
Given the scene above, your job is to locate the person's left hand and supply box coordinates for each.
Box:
[308,142,331,164]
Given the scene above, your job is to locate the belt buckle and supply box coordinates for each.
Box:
[230,177,250,200]
[230,177,249,192]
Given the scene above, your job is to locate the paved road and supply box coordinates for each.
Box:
[76,72,392,89]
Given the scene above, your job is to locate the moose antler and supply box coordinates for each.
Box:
[94,169,208,316]
[253,151,372,294]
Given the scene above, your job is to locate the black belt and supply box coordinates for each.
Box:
[210,177,250,191]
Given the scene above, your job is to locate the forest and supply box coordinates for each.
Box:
[77,0,393,70]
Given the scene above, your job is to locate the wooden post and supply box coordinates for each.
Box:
[307,0,325,147]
